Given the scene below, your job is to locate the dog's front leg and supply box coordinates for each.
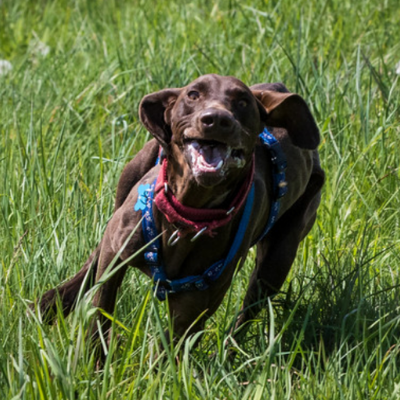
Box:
[159,291,217,354]
[234,225,302,337]
[233,184,322,341]
[163,285,230,353]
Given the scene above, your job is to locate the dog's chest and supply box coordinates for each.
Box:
[158,219,243,280]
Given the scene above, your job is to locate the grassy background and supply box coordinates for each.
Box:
[1,0,400,398]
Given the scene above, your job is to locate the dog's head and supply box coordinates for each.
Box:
[140,74,319,188]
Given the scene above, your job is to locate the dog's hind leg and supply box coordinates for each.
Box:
[32,244,100,324]
[31,140,159,323]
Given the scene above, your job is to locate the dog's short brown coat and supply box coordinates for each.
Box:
[34,74,324,354]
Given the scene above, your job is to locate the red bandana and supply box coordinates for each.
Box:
[154,157,255,238]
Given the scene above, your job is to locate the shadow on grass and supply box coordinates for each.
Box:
[234,243,400,372]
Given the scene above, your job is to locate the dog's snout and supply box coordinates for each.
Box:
[200,109,235,131]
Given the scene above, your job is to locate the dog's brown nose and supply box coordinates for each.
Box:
[200,109,235,131]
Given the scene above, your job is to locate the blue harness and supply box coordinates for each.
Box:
[136,128,287,301]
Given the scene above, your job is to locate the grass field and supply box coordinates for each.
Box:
[1,0,400,398]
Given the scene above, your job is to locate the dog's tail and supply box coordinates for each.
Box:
[30,244,101,324]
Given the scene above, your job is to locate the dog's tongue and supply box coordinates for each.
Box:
[188,141,228,172]
[199,144,227,167]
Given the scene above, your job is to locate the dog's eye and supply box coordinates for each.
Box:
[188,90,200,101]
[238,99,248,108]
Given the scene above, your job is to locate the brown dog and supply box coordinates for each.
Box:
[33,74,324,355]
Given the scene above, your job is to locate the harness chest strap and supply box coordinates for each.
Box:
[136,127,287,301]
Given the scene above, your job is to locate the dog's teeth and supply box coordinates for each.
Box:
[216,160,223,169]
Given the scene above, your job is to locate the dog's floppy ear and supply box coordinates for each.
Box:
[252,87,320,150]
[139,88,182,151]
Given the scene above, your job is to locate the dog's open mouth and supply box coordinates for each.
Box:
[184,139,246,176]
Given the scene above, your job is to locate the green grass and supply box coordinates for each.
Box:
[1,0,400,398]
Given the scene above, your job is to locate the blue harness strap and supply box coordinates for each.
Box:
[136,127,287,301]
[256,128,288,242]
